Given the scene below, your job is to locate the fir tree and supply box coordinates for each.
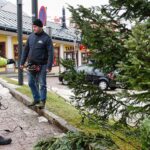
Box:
[65,0,150,126]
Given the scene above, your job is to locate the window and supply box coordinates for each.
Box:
[77,65,94,75]
[14,45,19,67]
[81,53,88,64]
[0,42,6,58]
[53,47,59,66]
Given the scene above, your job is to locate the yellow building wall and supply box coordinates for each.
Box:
[12,36,18,46]
[0,35,7,41]
[0,35,18,59]
[0,34,27,59]
[0,35,19,72]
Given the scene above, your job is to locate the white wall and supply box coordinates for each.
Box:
[59,44,65,72]
[6,36,14,71]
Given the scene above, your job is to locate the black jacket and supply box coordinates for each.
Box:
[21,31,53,68]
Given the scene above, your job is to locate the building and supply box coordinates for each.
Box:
[0,0,88,73]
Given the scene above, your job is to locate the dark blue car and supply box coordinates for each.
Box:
[59,65,119,90]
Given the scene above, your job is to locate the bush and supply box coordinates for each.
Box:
[34,131,118,150]
[140,118,150,150]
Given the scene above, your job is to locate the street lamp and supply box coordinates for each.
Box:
[17,0,23,85]
[17,0,38,85]
[32,0,38,23]
[74,29,80,67]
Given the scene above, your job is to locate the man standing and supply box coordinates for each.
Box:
[20,19,53,108]
[0,56,15,145]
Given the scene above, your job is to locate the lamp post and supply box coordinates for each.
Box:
[74,29,80,67]
[32,0,38,23]
[17,0,23,85]
[17,0,38,85]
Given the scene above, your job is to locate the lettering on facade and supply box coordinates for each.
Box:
[65,46,74,52]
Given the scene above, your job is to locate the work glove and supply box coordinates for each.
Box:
[7,59,15,65]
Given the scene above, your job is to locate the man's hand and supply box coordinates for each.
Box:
[20,65,24,70]
[7,59,15,65]
[47,68,52,73]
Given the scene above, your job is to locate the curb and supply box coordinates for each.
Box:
[0,79,77,133]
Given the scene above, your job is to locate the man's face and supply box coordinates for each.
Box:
[33,25,42,33]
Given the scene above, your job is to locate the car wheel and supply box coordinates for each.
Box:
[62,78,68,85]
[99,80,108,90]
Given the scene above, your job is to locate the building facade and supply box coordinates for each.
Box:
[0,0,88,73]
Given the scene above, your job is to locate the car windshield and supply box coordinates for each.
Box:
[77,65,104,76]
[78,65,94,74]
[94,68,104,76]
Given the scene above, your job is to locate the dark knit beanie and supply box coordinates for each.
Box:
[33,19,43,27]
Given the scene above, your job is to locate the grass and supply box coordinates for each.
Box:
[1,76,19,85]
[0,77,141,150]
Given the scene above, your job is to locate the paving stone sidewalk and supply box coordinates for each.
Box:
[0,84,63,150]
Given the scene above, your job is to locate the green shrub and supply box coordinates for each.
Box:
[34,131,118,150]
[140,118,150,150]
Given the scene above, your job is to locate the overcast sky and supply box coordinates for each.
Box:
[7,0,109,20]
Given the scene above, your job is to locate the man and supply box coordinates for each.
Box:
[0,56,15,145]
[20,19,53,108]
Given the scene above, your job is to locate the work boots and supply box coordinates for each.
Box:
[7,59,15,65]
[28,101,40,107]
[36,101,46,109]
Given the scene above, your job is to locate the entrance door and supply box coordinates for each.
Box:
[53,47,59,66]
[14,45,19,67]
[0,42,6,72]
[0,42,6,57]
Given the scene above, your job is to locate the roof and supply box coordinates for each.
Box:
[0,0,7,8]
[0,1,81,42]
[47,21,81,42]
[0,0,28,15]
[0,9,32,33]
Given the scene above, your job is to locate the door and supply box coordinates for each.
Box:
[0,42,6,57]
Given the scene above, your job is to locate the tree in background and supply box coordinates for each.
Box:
[66,0,150,125]
[108,0,150,21]
[117,19,150,122]
[34,1,150,149]
[68,5,129,72]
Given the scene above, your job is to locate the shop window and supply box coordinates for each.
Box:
[81,53,88,64]
[64,52,74,60]
[53,47,59,66]
[64,52,78,66]
[14,44,25,67]
[14,45,19,67]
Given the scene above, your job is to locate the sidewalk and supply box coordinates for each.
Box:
[0,84,62,150]
[0,66,60,78]
[7,76,74,103]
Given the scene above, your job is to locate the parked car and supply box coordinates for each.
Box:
[59,65,119,90]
